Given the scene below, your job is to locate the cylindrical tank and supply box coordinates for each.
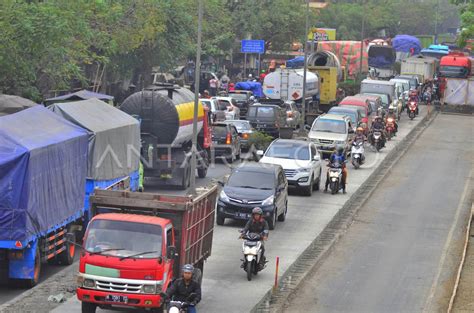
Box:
[263,69,319,101]
[120,86,203,146]
[307,51,343,81]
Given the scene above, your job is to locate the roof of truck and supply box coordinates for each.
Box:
[92,213,169,226]
[339,96,368,106]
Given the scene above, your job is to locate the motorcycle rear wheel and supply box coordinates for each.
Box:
[330,181,338,195]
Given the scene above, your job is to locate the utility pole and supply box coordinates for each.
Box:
[434,0,439,44]
[300,0,309,132]
[359,0,365,78]
[190,0,203,195]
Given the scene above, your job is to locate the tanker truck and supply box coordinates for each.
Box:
[120,84,211,189]
[262,68,320,125]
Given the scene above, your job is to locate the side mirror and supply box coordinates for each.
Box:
[217,180,225,187]
[348,128,355,134]
[313,154,321,161]
[167,246,178,259]
[256,150,264,156]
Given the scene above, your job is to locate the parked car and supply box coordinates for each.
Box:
[211,123,241,162]
[200,98,225,122]
[228,90,254,118]
[259,139,322,196]
[308,114,354,156]
[214,96,241,120]
[223,120,254,150]
[216,163,288,229]
[246,104,289,138]
[283,100,301,129]
[327,106,362,131]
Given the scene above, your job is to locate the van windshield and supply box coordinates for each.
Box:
[312,119,347,134]
[85,219,162,258]
[364,93,390,107]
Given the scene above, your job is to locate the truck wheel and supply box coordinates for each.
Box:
[197,167,207,178]
[81,302,97,313]
[58,230,75,265]
[216,213,225,226]
[25,246,41,288]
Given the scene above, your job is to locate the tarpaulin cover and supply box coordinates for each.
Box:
[444,78,474,105]
[0,94,37,116]
[392,35,422,55]
[234,82,263,98]
[45,89,114,104]
[286,56,305,68]
[49,98,140,180]
[368,46,396,69]
[317,41,368,77]
[0,106,88,242]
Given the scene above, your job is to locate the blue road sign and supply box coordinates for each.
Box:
[241,40,265,54]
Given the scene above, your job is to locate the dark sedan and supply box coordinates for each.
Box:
[223,120,254,150]
[216,163,288,230]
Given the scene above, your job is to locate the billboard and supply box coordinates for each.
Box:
[308,28,336,42]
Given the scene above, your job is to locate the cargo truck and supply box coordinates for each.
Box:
[368,44,397,79]
[120,84,212,189]
[262,68,320,125]
[77,186,218,313]
[49,98,141,227]
[401,56,438,83]
[0,106,89,287]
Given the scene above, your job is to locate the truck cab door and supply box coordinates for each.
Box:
[164,226,175,287]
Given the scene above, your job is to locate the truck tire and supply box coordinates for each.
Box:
[58,230,75,265]
[81,302,97,313]
[26,246,41,288]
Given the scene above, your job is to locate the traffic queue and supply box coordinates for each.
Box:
[0,66,425,313]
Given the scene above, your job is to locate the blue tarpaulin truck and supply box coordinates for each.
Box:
[0,106,89,287]
[49,98,141,226]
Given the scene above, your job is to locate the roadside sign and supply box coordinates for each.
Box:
[241,40,265,54]
[307,28,336,41]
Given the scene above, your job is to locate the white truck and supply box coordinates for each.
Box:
[401,56,437,83]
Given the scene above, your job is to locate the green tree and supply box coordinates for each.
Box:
[451,0,474,47]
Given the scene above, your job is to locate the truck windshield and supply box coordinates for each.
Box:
[85,219,162,258]
[439,66,469,78]
[312,119,346,134]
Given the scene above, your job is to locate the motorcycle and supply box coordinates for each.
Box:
[351,140,365,169]
[407,101,418,120]
[327,161,344,195]
[370,130,384,152]
[240,232,265,281]
[162,293,197,313]
[385,117,396,140]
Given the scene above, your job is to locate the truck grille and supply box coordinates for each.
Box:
[319,139,334,145]
[284,169,297,177]
[96,279,143,293]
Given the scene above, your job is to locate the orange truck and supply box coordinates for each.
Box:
[77,186,218,312]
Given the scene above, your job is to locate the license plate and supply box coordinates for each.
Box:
[212,141,218,145]
[105,295,128,303]
[237,212,248,218]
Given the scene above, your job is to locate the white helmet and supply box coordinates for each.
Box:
[248,74,253,78]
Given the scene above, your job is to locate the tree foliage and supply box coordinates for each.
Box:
[451,0,474,47]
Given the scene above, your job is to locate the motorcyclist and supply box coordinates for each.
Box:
[353,127,366,142]
[165,264,201,313]
[423,87,432,105]
[370,116,386,147]
[408,90,419,115]
[324,145,347,194]
[240,207,269,268]
[202,90,211,99]
[385,108,398,133]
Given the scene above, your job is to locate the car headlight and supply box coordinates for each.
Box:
[83,278,95,288]
[219,190,230,202]
[142,284,157,294]
[261,195,274,206]
[297,167,311,173]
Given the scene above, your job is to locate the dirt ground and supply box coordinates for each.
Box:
[451,213,474,313]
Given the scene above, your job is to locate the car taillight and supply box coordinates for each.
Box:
[243,133,249,139]
[226,133,232,144]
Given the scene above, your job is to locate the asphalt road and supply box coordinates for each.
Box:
[284,114,473,313]
[49,108,429,313]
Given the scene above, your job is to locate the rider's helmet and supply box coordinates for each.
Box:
[248,74,253,78]
[203,90,209,95]
[252,207,263,216]
[375,116,382,122]
[182,264,194,274]
[336,145,344,155]
[388,107,394,114]
[356,127,364,134]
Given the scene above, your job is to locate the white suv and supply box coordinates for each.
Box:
[258,139,322,196]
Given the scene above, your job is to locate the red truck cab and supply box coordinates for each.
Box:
[439,52,472,78]
[77,187,217,313]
